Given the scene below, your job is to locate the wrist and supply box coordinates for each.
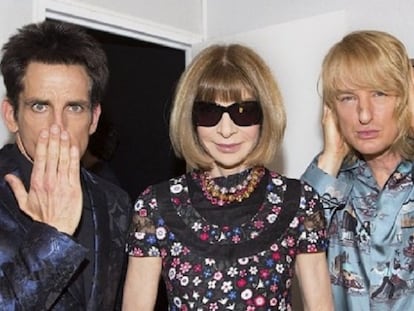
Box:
[317,151,344,176]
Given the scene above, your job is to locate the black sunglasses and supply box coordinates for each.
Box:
[192,101,262,127]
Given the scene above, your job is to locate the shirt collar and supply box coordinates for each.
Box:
[340,156,413,179]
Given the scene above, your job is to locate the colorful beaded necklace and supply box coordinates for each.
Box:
[195,166,265,206]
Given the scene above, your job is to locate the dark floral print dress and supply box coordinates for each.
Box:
[126,169,327,310]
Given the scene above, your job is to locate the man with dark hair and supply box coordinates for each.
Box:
[0,20,131,310]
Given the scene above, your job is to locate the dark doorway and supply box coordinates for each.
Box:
[48,20,187,310]
[88,28,186,311]
[85,28,187,200]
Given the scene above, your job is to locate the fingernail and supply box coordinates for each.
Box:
[40,129,49,138]
[61,131,69,140]
[51,124,59,134]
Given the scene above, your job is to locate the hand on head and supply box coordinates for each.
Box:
[318,105,350,175]
[5,124,82,235]
[322,105,350,158]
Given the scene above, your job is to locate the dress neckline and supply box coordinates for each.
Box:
[169,170,287,244]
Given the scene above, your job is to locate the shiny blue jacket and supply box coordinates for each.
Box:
[0,144,131,310]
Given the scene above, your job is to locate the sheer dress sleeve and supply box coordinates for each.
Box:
[294,182,328,254]
[126,185,162,258]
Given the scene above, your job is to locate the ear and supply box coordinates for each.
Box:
[1,99,19,133]
[88,103,101,135]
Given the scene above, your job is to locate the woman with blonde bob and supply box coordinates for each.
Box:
[123,44,333,310]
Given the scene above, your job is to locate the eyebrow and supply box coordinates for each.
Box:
[22,98,91,107]
[21,98,48,106]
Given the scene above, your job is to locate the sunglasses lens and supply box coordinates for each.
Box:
[193,102,222,126]
[229,101,262,126]
[193,101,262,127]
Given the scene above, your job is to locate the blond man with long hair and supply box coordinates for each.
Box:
[303,30,414,310]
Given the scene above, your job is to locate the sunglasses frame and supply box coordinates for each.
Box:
[192,101,262,127]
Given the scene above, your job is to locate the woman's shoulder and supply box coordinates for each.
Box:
[265,171,320,207]
[139,173,189,204]
[266,170,303,189]
[150,172,189,191]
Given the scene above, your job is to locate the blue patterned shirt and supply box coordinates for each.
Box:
[302,157,414,311]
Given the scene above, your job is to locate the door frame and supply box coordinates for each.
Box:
[32,0,204,63]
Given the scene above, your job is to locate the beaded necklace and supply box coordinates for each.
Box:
[195,166,265,206]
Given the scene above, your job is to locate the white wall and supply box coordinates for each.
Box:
[72,0,204,35]
[206,0,414,57]
[0,0,33,146]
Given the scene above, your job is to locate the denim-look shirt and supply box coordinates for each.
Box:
[302,157,414,311]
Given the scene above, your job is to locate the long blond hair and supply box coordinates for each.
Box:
[320,30,414,160]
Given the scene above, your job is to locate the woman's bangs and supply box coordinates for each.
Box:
[196,65,255,102]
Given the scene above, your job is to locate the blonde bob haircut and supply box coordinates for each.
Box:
[170,44,286,170]
[321,30,414,160]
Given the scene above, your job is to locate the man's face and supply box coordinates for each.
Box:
[2,62,100,159]
[334,88,399,160]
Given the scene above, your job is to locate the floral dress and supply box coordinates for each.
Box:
[126,169,327,310]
